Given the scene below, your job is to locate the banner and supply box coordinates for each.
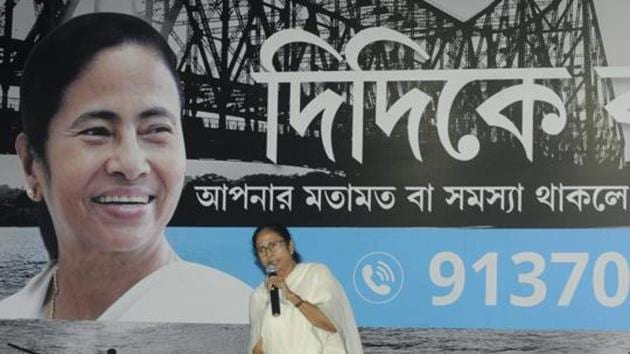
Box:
[2,0,630,339]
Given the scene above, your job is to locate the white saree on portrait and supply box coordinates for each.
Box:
[0,259,252,323]
[248,263,363,354]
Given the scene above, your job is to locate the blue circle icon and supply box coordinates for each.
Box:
[353,252,404,304]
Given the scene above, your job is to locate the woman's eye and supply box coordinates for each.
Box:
[153,126,172,133]
[146,125,173,135]
[80,127,110,136]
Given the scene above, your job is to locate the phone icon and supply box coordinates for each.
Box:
[354,252,404,304]
[362,264,391,296]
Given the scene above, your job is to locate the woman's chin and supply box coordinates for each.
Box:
[81,225,162,256]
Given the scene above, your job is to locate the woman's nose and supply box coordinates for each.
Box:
[105,134,150,180]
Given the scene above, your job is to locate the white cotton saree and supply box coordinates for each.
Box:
[0,259,252,323]
[248,263,363,354]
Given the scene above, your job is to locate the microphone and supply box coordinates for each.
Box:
[266,264,280,317]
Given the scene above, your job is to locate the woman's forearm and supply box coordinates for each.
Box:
[252,338,263,354]
[287,292,337,333]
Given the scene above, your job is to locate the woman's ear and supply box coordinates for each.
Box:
[15,133,43,202]
[289,240,295,255]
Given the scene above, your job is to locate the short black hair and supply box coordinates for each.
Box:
[21,12,181,161]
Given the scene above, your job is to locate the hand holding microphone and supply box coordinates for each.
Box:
[266,265,281,316]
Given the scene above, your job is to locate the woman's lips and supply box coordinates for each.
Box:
[92,194,155,221]
[93,195,151,204]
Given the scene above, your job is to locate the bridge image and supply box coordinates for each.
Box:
[0,0,624,170]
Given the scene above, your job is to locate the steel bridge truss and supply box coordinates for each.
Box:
[1,0,624,166]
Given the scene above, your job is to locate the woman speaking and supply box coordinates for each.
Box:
[248,224,363,354]
[0,12,250,322]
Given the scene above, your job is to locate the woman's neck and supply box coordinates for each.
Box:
[279,261,297,279]
[51,238,176,320]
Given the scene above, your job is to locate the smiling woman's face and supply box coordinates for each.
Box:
[31,44,185,255]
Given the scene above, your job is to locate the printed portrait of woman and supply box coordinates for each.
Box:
[0,12,251,323]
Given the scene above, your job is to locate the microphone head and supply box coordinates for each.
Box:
[266,264,278,275]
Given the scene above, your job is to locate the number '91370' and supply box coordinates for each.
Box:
[429,252,628,307]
